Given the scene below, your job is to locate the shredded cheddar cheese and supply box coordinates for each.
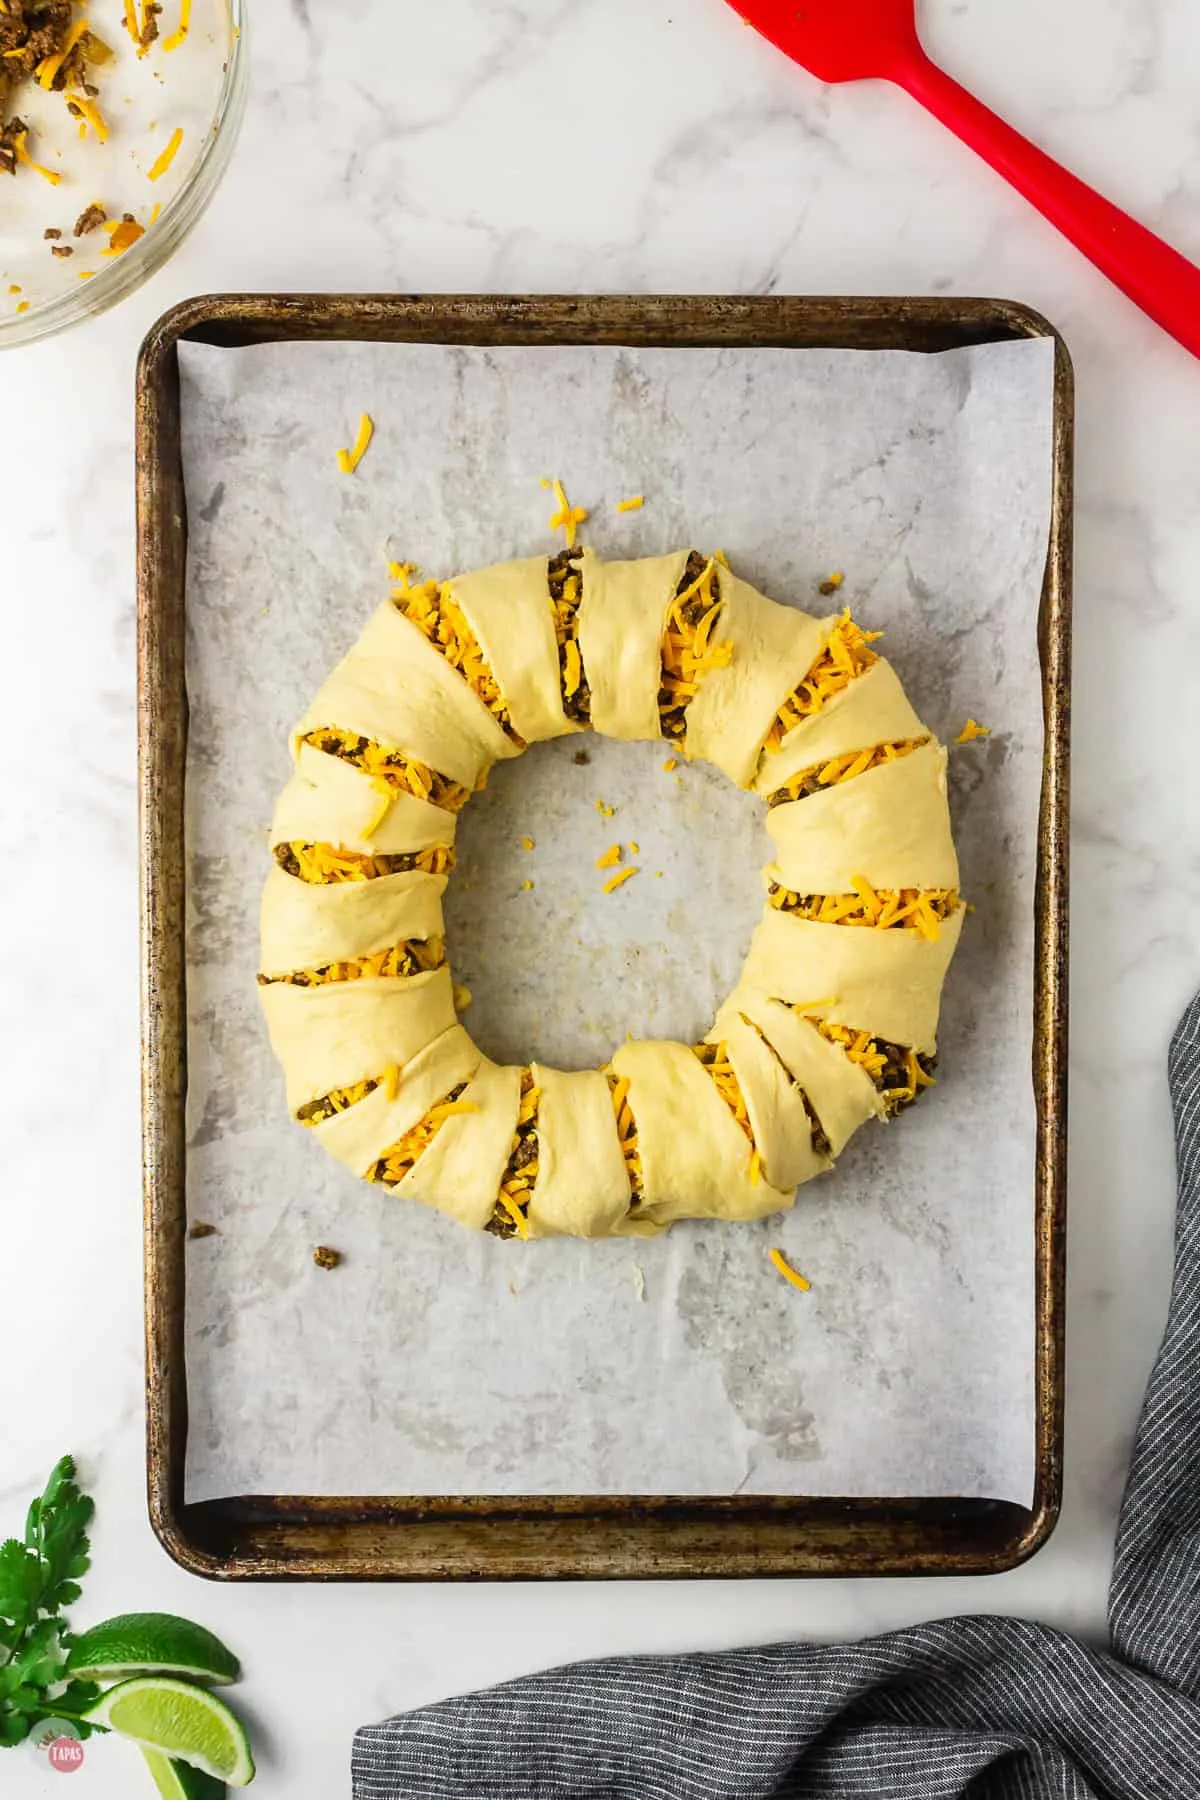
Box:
[768,736,930,807]
[301,727,471,812]
[603,866,639,894]
[274,841,455,883]
[693,1043,757,1166]
[548,550,590,724]
[607,1071,644,1202]
[491,1070,540,1238]
[616,495,644,513]
[661,757,677,773]
[956,718,990,743]
[595,800,615,818]
[769,880,960,942]
[395,579,521,741]
[297,1076,380,1127]
[769,1248,812,1293]
[368,1083,475,1187]
[162,0,191,51]
[808,1017,936,1116]
[759,611,882,758]
[595,844,622,870]
[546,477,588,548]
[102,214,145,253]
[258,936,445,989]
[147,125,183,180]
[659,553,733,740]
[36,16,90,87]
[13,131,60,184]
[521,836,536,852]
[336,412,374,475]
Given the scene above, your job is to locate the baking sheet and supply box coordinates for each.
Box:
[178,335,1054,1506]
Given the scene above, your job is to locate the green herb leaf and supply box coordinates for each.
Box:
[0,1457,93,1747]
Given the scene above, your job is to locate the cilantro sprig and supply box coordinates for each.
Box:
[0,1456,100,1746]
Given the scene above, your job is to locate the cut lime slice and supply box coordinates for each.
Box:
[143,1749,227,1799]
[84,1679,254,1787]
[67,1614,240,1686]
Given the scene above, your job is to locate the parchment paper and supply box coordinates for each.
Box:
[178,334,1054,1505]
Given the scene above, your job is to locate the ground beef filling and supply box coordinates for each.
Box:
[367,1083,473,1188]
[806,1016,936,1118]
[549,548,591,726]
[607,1072,644,1206]
[658,552,733,741]
[301,728,472,812]
[257,937,445,989]
[488,1070,540,1238]
[758,613,883,762]
[394,579,523,745]
[768,879,960,942]
[1,3,115,170]
[274,841,455,883]
[297,1075,383,1127]
[767,736,930,807]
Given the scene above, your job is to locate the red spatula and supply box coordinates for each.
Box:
[731,0,1200,360]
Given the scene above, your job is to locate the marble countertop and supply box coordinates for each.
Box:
[5,0,1200,1792]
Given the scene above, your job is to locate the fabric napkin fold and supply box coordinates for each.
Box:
[353,993,1200,1799]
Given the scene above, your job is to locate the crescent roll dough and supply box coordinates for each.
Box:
[609,1039,792,1227]
[260,967,457,1115]
[446,558,571,745]
[527,1066,632,1240]
[262,547,965,1240]
[753,658,928,797]
[743,906,964,1054]
[312,1025,482,1174]
[766,743,959,895]
[682,571,831,787]
[259,865,446,978]
[291,601,516,788]
[271,745,457,859]
[398,1056,522,1232]
[578,549,690,739]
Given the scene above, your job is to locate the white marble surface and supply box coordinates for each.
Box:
[3,0,1199,1793]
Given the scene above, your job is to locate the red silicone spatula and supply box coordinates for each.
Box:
[730,0,1200,360]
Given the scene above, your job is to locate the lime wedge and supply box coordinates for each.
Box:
[143,1749,227,1799]
[83,1679,254,1787]
[67,1614,240,1686]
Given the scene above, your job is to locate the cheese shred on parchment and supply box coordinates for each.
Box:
[759,611,882,759]
[616,495,644,513]
[367,1083,478,1187]
[955,717,990,743]
[336,412,374,474]
[769,1248,811,1293]
[545,477,589,548]
[602,865,638,894]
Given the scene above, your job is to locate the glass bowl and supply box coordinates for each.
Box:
[0,0,246,349]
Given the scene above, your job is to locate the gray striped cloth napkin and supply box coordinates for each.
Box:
[354,994,1200,1799]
